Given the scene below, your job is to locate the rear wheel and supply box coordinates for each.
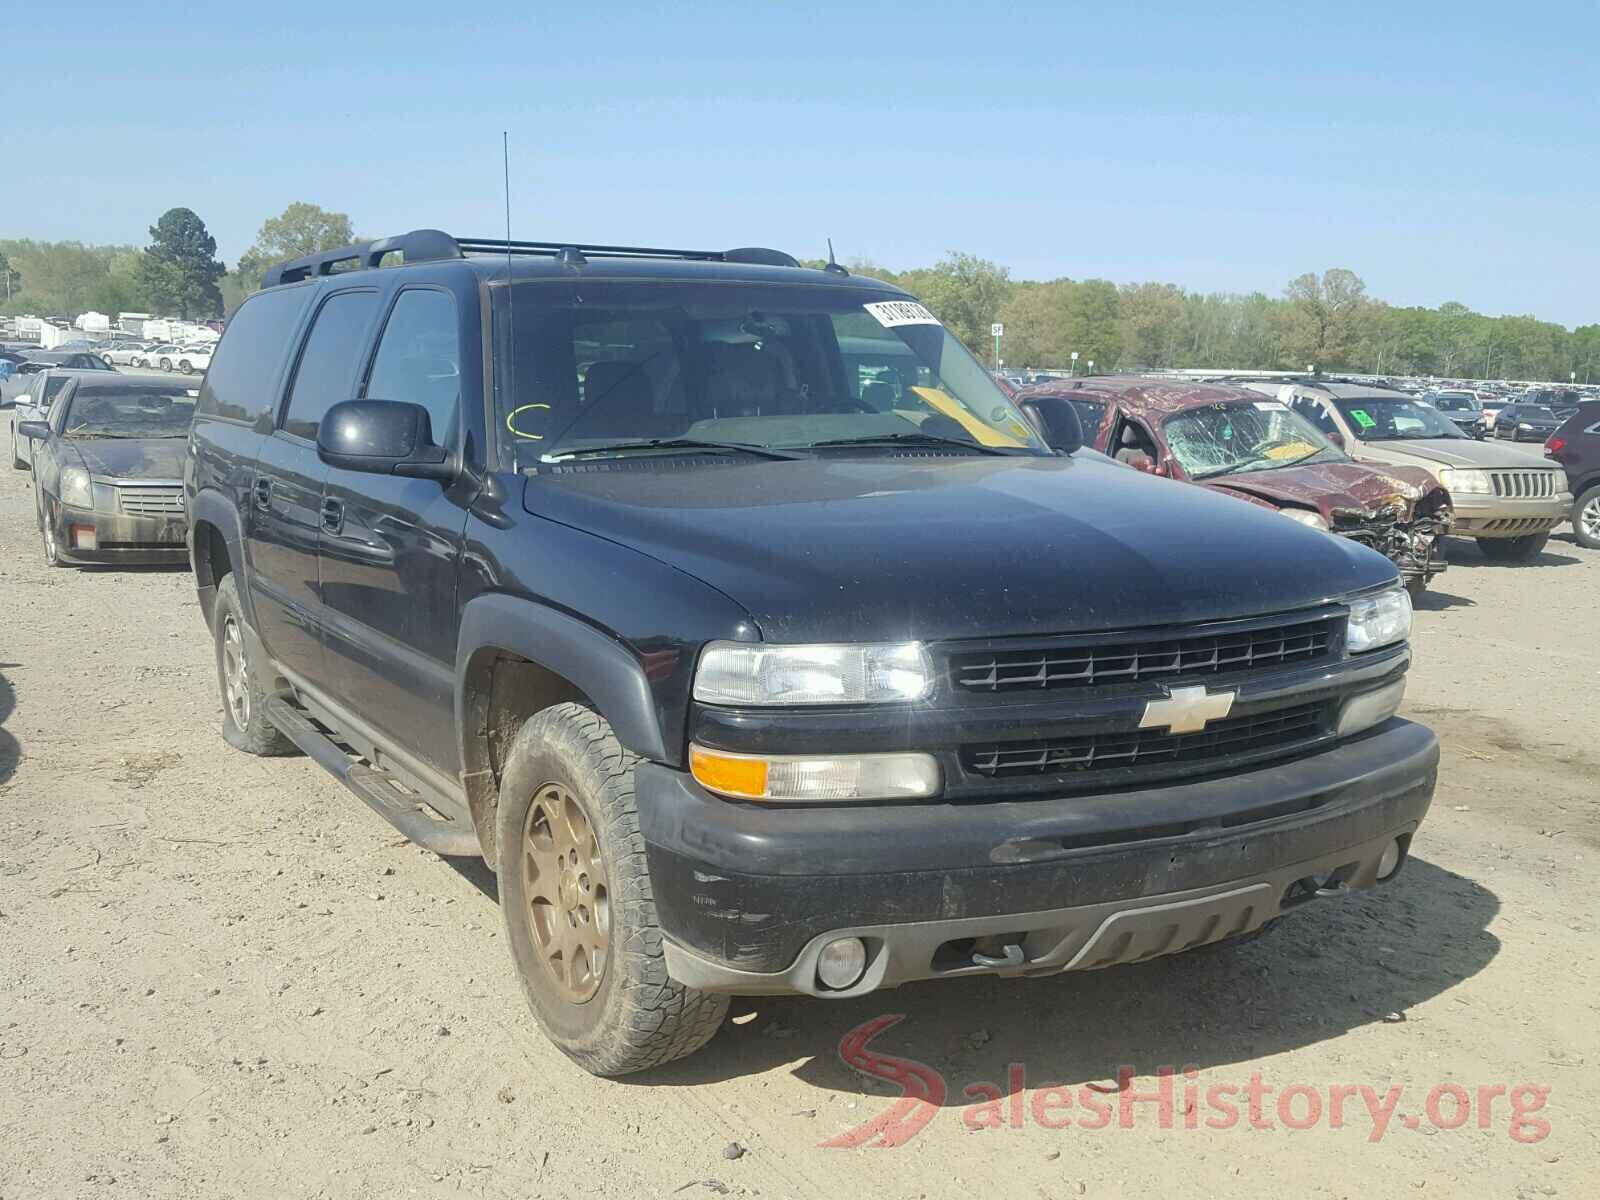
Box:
[179,359,193,374]
[213,574,297,756]
[1478,533,1549,562]
[496,703,728,1076]
[1574,485,1600,550]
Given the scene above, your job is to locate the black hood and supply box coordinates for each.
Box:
[521,454,1397,643]
[69,437,187,481]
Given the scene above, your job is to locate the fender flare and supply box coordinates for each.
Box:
[187,489,255,629]
[454,592,668,765]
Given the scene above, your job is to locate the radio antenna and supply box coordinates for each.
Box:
[823,237,848,276]
[502,130,518,449]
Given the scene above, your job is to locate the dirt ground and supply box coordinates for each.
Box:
[0,456,1595,1200]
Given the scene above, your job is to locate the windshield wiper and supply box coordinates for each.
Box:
[543,437,807,462]
[808,432,1024,456]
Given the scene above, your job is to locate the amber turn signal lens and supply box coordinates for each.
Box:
[689,746,770,799]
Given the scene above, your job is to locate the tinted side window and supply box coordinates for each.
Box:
[363,289,460,443]
[283,290,381,441]
[197,285,315,425]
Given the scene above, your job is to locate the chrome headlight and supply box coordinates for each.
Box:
[1280,508,1330,531]
[1436,467,1491,495]
[693,641,932,706]
[1346,586,1412,653]
[59,465,93,508]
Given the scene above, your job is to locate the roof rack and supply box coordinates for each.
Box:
[260,229,799,288]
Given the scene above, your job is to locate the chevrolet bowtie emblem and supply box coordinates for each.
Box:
[1139,685,1237,735]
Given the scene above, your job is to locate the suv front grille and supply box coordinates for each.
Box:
[1489,470,1556,499]
[116,485,184,516]
[951,617,1338,693]
[962,703,1328,779]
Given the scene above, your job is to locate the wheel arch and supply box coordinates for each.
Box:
[455,593,670,865]
[188,490,251,632]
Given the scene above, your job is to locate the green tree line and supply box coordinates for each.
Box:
[8,206,1598,382]
[2,202,355,323]
[822,256,1600,383]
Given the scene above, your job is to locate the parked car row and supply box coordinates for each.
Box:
[99,340,214,373]
[1016,373,1581,579]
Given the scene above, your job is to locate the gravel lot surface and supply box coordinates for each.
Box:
[1,447,1594,1199]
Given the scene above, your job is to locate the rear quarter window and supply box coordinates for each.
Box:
[196,285,315,427]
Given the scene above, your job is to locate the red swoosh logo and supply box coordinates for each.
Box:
[821,1015,946,1148]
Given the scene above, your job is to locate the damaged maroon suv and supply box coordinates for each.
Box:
[1021,378,1452,594]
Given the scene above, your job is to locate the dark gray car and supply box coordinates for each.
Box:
[19,374,195,566]
[1546,401,1600,549]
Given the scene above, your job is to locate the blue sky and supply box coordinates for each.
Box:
[4,0,1597,325]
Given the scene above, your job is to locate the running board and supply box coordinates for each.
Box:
[264,694,480,856]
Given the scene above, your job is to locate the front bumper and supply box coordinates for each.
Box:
[639,718,1438,995]
[49,500,188,565]
[1449,491,1571,537]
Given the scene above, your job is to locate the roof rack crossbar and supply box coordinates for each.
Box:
[260,232,800,289]
[455,237,722,260]
[455,238,798,268]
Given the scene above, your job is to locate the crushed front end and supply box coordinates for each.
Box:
[1330,488,1451,591]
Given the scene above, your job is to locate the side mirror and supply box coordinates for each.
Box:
[1326,431,1345,449]
[1017,395,1084,455]
[16,420,50,440]
[1122,450,1156,474]
[317,399,454,481]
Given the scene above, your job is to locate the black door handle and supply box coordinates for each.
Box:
[321,497,344,532]
[253,478,271,510]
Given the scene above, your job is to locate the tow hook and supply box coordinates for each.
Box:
[971,942,1027,970]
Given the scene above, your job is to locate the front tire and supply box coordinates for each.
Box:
[11,426,25,471]
[213,574,297,756]
[496,703,728,1076]
[37,493,64,567]
[1478,533,1549,561]
[1574,485,1600,550]
[159,357,172,371]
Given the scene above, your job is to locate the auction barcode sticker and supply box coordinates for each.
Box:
[864,300,941,328]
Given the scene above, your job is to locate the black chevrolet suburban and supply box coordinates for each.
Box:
[184,230,1437,1075]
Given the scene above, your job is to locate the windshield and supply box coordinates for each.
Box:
[1432,393,1480,412]
[60,387,196,438]
[1164,401,1341,479]
[1513,406,1556,420]
[1333,397,1468,441]
[490,281,1045,467]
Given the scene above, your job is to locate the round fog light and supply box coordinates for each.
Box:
[816,937,868,990]
[1377,838,1402,880]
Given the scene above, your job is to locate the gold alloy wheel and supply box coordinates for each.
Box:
[521,783,609,1003]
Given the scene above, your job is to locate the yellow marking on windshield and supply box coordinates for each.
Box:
[907,386,1025,447]
[506,403,550,440]
[1265,441,1318,461]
